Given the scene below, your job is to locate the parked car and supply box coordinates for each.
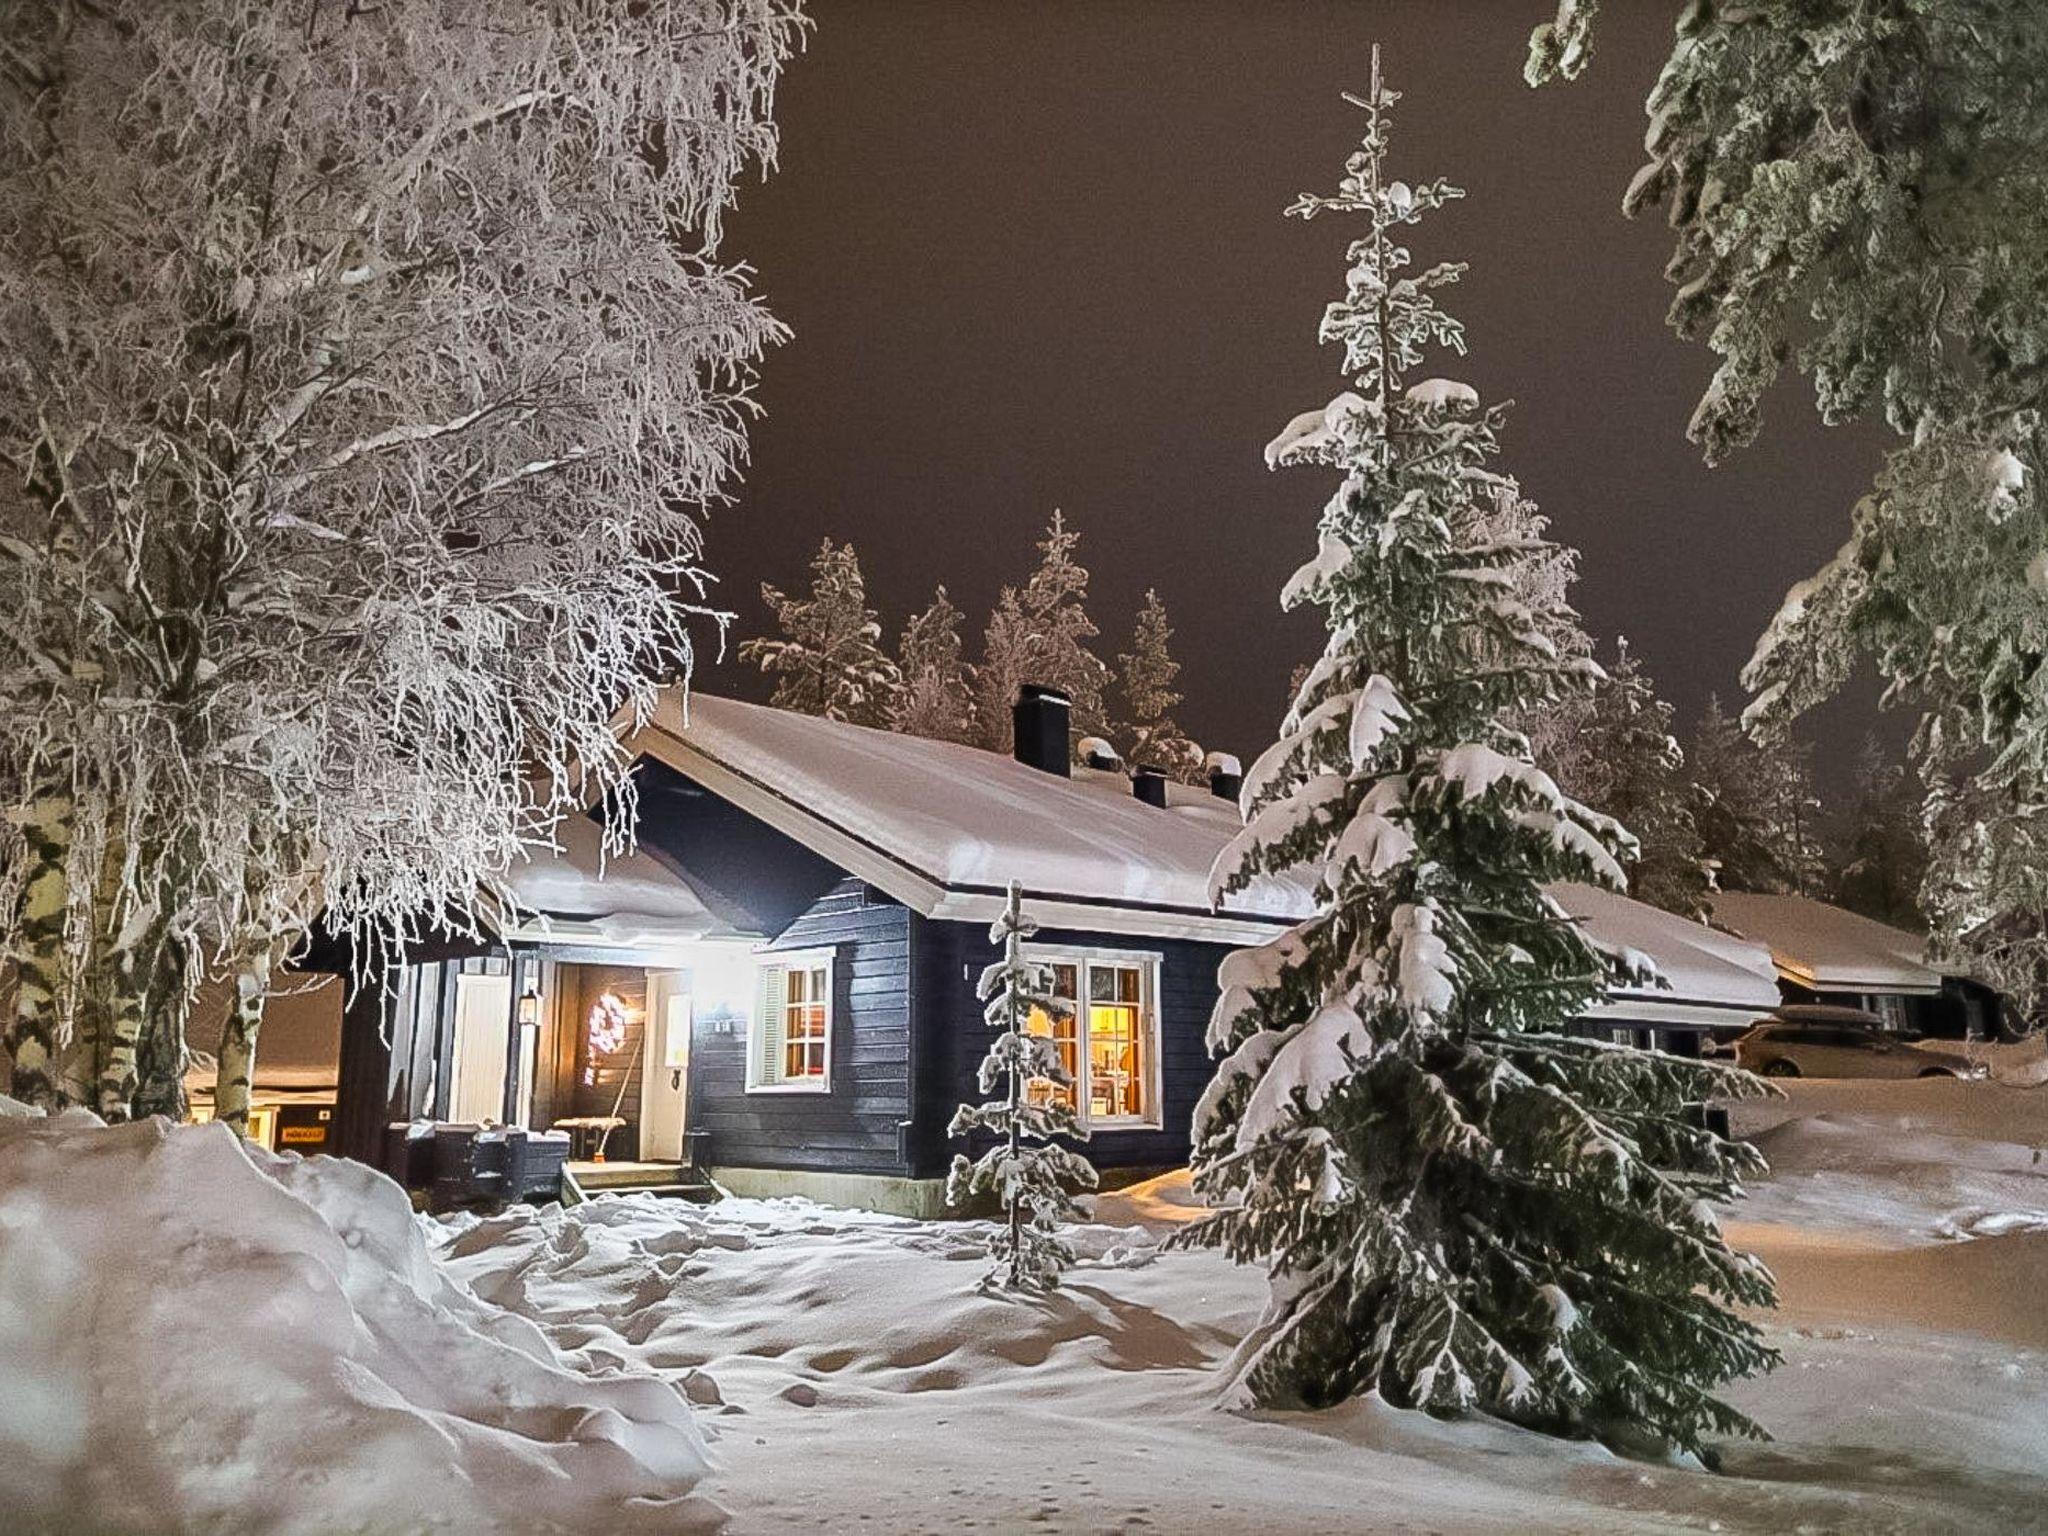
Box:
[1733,1005,1985,1080]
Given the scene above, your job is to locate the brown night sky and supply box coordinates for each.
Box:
[711,1,1892,781]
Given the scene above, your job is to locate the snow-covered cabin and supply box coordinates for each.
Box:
[1709,892,2003,1041]
[330,688,1782,1214]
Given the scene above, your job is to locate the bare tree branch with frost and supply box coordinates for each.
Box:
[0,1,804,1121]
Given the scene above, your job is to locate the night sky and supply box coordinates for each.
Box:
[714,2,1891,783]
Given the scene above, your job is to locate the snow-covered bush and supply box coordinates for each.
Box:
[0,1,803,1119]
[1173,51,1777,1460]
[948,882,1097,1291]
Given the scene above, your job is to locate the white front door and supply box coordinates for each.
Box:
[450,972,513,1125]
[640,969,691,1161]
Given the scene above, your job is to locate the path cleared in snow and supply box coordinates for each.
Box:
[431,1075,2048,1534]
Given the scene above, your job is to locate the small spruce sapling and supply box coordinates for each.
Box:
[948,882,1098,1291]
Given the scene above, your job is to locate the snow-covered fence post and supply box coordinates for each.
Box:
[947,882,1097,1291]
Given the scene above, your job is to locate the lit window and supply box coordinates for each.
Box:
[1021,950,1160,1128]
[783,965,829,1081]
[747,952,832,1093]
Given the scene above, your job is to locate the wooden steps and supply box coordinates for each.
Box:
[563,1160,719,1204]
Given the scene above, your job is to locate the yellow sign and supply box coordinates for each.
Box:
[279,1126,327,1146]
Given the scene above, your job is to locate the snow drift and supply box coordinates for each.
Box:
[0,1103,716,1534]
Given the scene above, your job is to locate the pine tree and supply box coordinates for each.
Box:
[1172,55,1776,1457]
[1529,3,2048,1045]
[1829,739,1926,928]
[1689,700,1823,898]
[1922,775,2048,1030]
[1113,590,1203,781]
[740,539,902,728]
[1472,481,1601,779]
[947,881,1098,1291]
[974,512,1111,755]
[890,586,977,745]
[1562,640,1709,919]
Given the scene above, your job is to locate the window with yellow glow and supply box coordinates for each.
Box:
[783,964,829,1082]
[1022,952,1158,1127]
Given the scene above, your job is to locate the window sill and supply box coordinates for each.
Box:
[744,1081,832,1096]
[1085,1118,1162,1133]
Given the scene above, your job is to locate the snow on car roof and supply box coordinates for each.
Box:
[1710,892,1946,995]
[633,692,1781,1008]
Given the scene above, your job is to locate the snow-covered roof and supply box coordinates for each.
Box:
[495,807,759,950]
[633,692,1311,946]
[630,693,1784,1017]
[1554,881,1782,1028]
[1709,892,1946,996]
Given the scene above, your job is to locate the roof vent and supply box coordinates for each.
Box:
[1078,736,1121,771]
[1012,684,1072,778]
[1205,750,1243,804]
[1132,766,1169,809]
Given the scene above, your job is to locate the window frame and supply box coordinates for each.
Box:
[1018,944,1164,1131]
[745,948,835,1095]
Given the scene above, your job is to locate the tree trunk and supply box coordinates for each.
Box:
[215,951,271,1136]
[132,930,191,1122]
[4,788,75,1109]
[92,881,159,1122]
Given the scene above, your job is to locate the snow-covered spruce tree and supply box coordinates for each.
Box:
[0,2,802,1119]
[740,538,901,728]
[1688,700,1825,898]
[1113,590,1203,783]
[975,511,1111,756]
[1828,738,1927,929]
[1564,640,1710,920]
[1173,56,1777,1457]
[1528,2,2048,1022]
[889,585,977,745]
[947,882,1097,1292]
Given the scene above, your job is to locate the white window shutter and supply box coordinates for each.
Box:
[752,964,789,1089]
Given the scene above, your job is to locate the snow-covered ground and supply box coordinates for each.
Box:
[435,1074,2048,1535]
[7,1073,2048,1532]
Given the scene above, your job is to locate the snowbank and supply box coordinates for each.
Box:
[0,1104,716,1534]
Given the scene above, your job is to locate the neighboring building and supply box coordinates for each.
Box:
[1710,891,2004,1041]
[328,688,1783,1215]
[184,973,343,1153]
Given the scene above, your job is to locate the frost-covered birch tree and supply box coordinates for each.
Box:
[1174,55,1777,1458]
[1528,2,2048,1014]
[0,1,803,1121]
[947,882,1097,1292]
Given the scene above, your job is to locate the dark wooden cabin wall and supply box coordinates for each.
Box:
[688,878,913,1177]
[908,917,1230,1180]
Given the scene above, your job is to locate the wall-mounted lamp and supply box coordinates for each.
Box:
[516,985,541,1027]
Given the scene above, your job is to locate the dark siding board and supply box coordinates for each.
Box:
[907,916,1230,1180]
[690,877,915,1178]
